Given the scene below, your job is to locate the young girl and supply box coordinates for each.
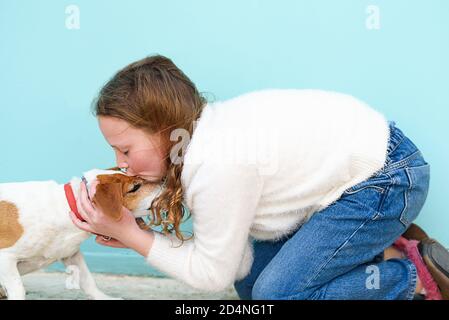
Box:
[70,55,449,300]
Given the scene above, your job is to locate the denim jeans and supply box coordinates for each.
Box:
[234,121,430,300]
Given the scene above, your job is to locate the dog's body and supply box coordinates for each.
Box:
[0,168,163,300]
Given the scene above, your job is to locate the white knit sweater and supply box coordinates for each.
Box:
[146,89,390,292]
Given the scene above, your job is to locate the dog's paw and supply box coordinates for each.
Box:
[0,286,7,299]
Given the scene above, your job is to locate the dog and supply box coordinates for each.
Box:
[0,167,165,300]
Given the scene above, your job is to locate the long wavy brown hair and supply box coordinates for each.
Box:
[92,54,208,244]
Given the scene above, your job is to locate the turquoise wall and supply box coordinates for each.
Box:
[1,0,448,276]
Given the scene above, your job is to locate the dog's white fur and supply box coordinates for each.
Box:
[0,169,163,300]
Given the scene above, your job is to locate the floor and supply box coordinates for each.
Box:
[2,271,240,300]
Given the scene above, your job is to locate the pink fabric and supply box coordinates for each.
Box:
[394,236,442,300]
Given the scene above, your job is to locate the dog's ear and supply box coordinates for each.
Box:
[92,179,124,221]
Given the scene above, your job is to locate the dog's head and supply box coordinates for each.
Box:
[82,167,165,221]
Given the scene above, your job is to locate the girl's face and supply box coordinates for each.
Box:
[98,116,168,182]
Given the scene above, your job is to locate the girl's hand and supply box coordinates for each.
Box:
[69,180,140,245]
[95,235,129,248]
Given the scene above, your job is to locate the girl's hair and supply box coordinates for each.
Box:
[92,54,208,244]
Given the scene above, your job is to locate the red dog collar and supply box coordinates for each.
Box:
[64,183,85,222]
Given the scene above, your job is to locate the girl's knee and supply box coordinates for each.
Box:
[251,274,312,300]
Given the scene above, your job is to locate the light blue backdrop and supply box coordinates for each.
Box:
[1,0,448,276]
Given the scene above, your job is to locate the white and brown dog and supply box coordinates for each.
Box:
[0,167,164,300]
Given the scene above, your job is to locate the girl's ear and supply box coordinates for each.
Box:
[92,182,124,221]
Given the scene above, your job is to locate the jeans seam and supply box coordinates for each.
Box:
[382,150,422,172]
[387,134,405,156]
[306,282,330,300]
[399,168,413,226]
[376,183,390,216]
[303,216,372,290]
[343,185,386,195]
[343,172,393,196]
[404,259,418,300]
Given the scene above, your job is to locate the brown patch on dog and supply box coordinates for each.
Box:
[93,174,159,220]
[92,181,124,221]
[0,201,24,249]
[96,173,134,186]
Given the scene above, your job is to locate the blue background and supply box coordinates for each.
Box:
[1,0,448,276]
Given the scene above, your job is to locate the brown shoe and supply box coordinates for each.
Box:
[418,238,449,300]
[401,224,449,300]
[403,223,429,242]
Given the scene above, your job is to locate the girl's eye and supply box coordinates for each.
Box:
[123,151,129,156]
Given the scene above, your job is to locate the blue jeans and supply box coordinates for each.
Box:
[234,121,430,300]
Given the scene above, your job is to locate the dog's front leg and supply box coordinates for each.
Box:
[0,254,26,300]
[62,251,122,300]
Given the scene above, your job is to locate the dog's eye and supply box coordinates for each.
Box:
[128,184,141,193]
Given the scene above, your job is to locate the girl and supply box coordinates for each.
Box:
[70,54,449,300]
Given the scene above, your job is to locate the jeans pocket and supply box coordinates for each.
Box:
[399,164,431,227]
[342,174,392,220]
[343,173,391,195]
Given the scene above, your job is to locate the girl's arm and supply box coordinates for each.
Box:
[116,227,155,256]
[145,162,264,292]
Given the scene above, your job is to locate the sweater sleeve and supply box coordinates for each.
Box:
[145,162,264,292]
